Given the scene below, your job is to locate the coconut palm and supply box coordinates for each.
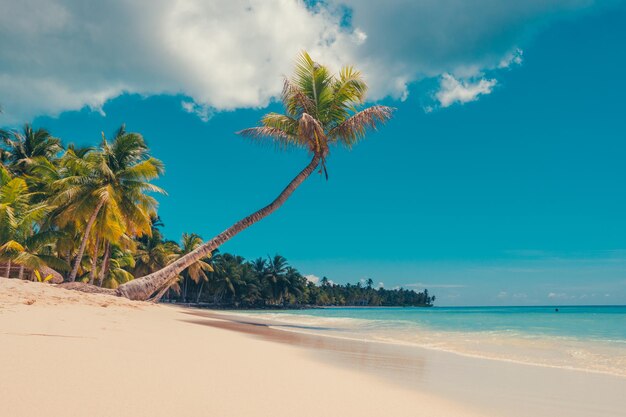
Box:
[53,126,164,281]
[116,51,393,300]
[0,166,67,278]
[263,254,289,304]
[179,233,213,302]
[236,262,262,305]
[284,266,306,304]
[0,129,12,165]
[133,219,180,278]
[1,124,62,175]
[210,254,247,304]
[100,246,135,289]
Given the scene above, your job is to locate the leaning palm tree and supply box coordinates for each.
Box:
[115,51,393,300]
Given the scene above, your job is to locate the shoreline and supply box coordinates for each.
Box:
[198,308,626,379]
[213,308,626,378]
[2,279,625,417]
[182,309,626,417]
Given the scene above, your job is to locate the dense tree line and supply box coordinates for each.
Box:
[168,251,435,308]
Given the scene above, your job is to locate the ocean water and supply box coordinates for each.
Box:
[228,306,626,377]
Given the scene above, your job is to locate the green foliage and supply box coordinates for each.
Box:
[239,51,394,177]
[0,124,162,282]
[168,250,434,308]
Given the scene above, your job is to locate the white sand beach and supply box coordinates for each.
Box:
[1,278,624,417]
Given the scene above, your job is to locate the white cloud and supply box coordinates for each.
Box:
[329,0,594,102]
[304,274,320,284]
[436,74,497,108]
[0,0,601,123]
[181,101,213,122]
[499,49,524,68]
[0,0,351,123]
[497,291,508,299]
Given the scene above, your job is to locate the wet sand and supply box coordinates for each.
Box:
[185,309,626,417]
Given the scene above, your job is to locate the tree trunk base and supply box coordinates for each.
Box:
[57,282,117,296]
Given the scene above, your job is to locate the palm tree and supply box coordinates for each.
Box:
[133,224,180,278]
[264,254,289,305]
[1,124,62,175]
[53,126,164,282]
[0,128,13,165]
[237,262,261,306]
[284,266,306,305]
[116,51,393,300]
[179,233,213,302]
[100,246,135,289]
[0,166,67,278]
[210,254,243,304]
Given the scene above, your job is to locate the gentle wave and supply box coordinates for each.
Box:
[225,308,626,378]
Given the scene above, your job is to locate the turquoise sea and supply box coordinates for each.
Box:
[229,306,626,376]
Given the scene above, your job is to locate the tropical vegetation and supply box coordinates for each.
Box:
[0,52,432,307]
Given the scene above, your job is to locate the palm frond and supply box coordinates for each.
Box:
[298,113,327,155]
[282,78,315,117]
[0,240,25,253]
[328,105,394,147]
[237,126,308,151]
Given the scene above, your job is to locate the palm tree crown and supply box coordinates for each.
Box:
[239,51,393,176]
[1,124,62,175]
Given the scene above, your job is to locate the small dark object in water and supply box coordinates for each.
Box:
[555,308,559,312]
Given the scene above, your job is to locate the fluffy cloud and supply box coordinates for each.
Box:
[329,0,594,101]
[0,0,352,123]
[435,74,497,108]
[0,0,601,123]
[181,101,213,122]
[304,274,320,284]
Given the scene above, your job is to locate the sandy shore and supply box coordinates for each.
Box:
[1,279,624,417]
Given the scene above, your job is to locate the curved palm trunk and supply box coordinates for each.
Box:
[116,154,321,301]
[68,199,105,282]
[5,260,11,278]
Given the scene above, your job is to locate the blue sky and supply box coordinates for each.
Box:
[1,1,625,305]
